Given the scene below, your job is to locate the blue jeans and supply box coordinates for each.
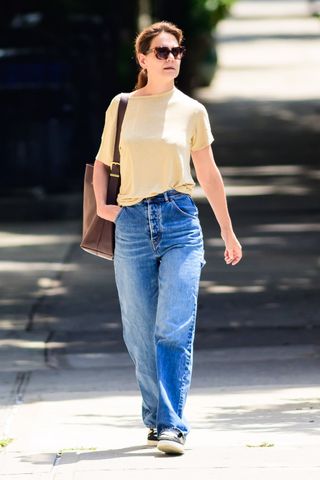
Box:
[114,189,206,436]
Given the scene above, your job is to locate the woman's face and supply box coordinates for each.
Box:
[138,32,182,82]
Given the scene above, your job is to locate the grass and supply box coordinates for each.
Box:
[0,438,14,448]
[58,447,97,454]
[246,442,275,448]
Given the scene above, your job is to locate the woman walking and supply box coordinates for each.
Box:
[93,21,242,455]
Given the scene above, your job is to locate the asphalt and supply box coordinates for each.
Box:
[0,1,320,478]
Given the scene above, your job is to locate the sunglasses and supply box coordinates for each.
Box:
[146,46,186,60]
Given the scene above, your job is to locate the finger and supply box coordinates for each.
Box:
[225,248,234,259]
[231,255,242,265]
[224,251,233,263]
[231,259,239,266]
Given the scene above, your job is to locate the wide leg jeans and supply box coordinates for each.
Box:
[114,189,206,436]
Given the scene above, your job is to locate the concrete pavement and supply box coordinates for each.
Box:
[1,342,320,478]
[1,0,320,478]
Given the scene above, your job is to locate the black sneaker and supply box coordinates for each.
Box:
[157,428,186,455]
[147,428,158,446]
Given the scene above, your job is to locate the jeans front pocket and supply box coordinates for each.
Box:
[170,195,199,219]
[114,206,125,224]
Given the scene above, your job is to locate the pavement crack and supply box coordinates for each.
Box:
[14,372,31,404]
[44,330,59,368]
[1,372,31,441]
[25,241,79,332]
[48,451,63,479]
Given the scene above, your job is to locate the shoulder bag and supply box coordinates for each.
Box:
[80,93,129,260]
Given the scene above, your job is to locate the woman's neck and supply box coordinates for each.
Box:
[140,80,174,96]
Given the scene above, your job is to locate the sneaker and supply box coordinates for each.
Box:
[147,428,158,446]
[157,428,186,455]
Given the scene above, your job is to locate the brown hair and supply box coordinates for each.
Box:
[134,21,184,90]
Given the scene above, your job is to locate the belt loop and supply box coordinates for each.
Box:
[163,191,169,202]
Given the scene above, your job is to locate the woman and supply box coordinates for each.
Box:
[93,21,242,455]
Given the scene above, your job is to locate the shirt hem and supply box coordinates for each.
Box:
[191,137,214,153]
[117,185,195,206]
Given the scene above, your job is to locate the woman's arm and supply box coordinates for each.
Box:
[191,146,242,266]
[93,160,122,222]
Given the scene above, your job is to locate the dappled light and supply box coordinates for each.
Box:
[225,185,310,196]
[188,386,320,432]
[0,232,80,248]
[207,236,287,247]
[0,261,78,272]
[192,159,319,201]
[254,223,320,233]
[221,165,311,176]
[0,0,319,476]
[37,278,63,289]
[0,338,47,350]
[199,1,320,102]
[200,281,265,294]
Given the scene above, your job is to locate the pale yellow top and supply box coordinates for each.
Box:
[95,86,214,206]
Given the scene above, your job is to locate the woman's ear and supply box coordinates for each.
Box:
[137,52,147,70]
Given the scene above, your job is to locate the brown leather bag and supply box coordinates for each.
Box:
[80,93,129,260]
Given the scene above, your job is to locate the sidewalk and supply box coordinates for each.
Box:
[1,0,320,478]
[1,339,320,479]
[1,234,320,479]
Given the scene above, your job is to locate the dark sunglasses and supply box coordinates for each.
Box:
[146,46,186,60]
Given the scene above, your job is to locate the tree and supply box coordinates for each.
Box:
[151,0,236,92]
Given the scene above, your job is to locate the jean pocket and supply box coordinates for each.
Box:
[114,206,125,224]
[171,195,198,218]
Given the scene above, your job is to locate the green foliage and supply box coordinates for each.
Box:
[190,0,236,32]
[151,0,237,90]
[183,0,236,89]
[246,442,275,448]
[58,447,97,453]
[0,438,14,448]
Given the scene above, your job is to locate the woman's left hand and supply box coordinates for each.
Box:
[221,229,243,266]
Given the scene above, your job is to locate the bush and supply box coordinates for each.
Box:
[152,0,236,92]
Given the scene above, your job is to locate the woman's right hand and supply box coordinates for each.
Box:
[97,204,122,223]
[221,228,242,266]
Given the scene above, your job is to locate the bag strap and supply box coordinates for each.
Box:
[107,93,129,205]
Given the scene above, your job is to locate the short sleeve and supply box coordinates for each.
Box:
[190,103,214,152]
[95,94,121,167]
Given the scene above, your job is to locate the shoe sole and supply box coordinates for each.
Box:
[147,439,158,446]
[157,440,184,455]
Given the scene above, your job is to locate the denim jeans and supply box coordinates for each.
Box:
[114,189,206,436]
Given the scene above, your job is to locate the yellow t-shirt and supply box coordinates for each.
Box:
[95,86,214,206]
